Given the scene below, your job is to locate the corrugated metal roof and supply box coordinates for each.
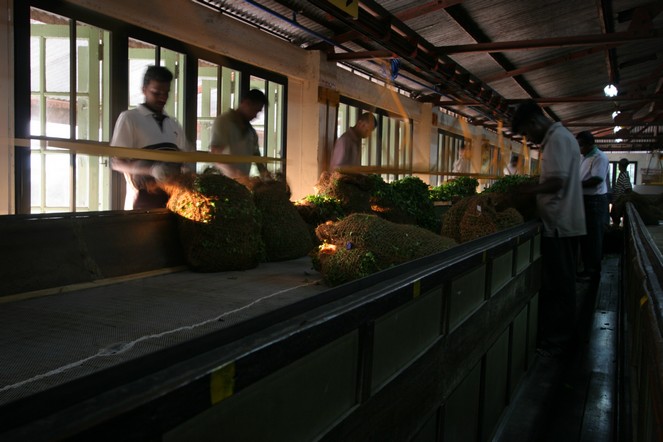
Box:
[193,0,663,151]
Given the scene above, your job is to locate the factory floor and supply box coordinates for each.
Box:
[492,253,620,442]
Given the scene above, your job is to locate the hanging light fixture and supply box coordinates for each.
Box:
[604,84,618,97]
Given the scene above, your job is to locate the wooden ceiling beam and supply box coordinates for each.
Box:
[394,0,464,22]
[438,96,661,105]
[436,29,663,54]
[327,50,395,61]
[561,122,640,127]
[482,45,615,83]
[596,0,620,85]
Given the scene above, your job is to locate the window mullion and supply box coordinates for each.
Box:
[69,18,76,211]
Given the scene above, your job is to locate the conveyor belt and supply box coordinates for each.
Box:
[0,218,547,441]
[0,257,326,407]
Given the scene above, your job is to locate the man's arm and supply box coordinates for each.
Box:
[583,152,609,188]
[582,176,603,188]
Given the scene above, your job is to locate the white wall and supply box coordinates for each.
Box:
[606,151,662,186]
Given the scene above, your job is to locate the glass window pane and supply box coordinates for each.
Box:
[31,8,71,137]
[249,76,266,147]
[30,93,42,135]
[160,47,186,122]
[197,59,219,153]
[45,94,71,138]
[30,149,43,210]
[76,22,110,143]
[128,38,156,108]
[44,153,71,210]
[30,36,40,93]
[221,67,240,112]
[76,154,90,210]
[266,82,284,176]
[45,38,70,93]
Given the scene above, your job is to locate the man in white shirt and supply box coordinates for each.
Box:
[511,100,586,356]
[111,66,192,210]
[576,131,609,280]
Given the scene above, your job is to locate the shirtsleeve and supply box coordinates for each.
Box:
[591,152,609,180]
[110,111,135,149]
[541,136,574,180]
[210,114,231,152]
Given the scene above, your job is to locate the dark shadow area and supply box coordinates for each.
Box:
[493,254,619,442]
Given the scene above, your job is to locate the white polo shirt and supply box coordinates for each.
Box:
[536,122,586,238]
[579,146,609,196]
[111,104,191,209]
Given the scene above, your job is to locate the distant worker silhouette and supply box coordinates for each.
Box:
[330,112,377,171]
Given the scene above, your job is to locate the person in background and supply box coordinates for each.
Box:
[511,100,586,357]
[452,143,472,174]
[576,131,609,281]
[613,158,633,199]
[329,112,377,171]
[111,65,192,210]
[504,154,519,175]
[210,89,271,180]
[611,158,633,225]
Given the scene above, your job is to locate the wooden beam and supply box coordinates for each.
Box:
[438,96,662,106]
[596,0,620,85]
[327,50,395,61]
[482,45,615,83]
[437,29,663,53]
[394,0,464,21]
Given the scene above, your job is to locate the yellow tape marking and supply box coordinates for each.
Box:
[210,362,236,405]
[640,295,648,307]
[413,280,421,299]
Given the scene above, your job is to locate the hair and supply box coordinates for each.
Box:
[243,89,268,106]
[143,65,173,87]
[357,112,377,127]
[576,130,595,146]
[619,158,629,168]
[511,100,543,134]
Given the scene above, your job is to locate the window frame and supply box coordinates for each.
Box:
[337,96,413,181]
[432,129,466,186]
[15,0,289,213]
